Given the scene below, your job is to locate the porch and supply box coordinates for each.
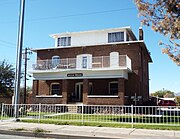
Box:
[33,78,126,105]
[29,55,131,72]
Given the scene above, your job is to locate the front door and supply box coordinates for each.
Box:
[75,82,83,102]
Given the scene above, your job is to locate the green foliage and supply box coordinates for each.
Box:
[151,90,175,98]
[0,60,15,97]
[22,119,180,130]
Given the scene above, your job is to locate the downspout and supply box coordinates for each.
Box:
[139,27,144,104]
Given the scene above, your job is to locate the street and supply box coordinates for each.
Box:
[0,134,112,139]
[0,134,43,139]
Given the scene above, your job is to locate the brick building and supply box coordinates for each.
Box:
[29,26,152,105]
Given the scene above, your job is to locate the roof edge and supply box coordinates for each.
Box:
[49,26,132,38]
[31,40,144,52]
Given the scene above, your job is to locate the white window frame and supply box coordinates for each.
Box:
[52,56,60,68]
[108,32,124,43]
[57,37,71,46]
[82,56,88,68]
[76,54,92,69]
[109,81,118,95]
[50,83,61,95]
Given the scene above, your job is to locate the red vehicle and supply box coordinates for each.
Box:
[158,100,176,106]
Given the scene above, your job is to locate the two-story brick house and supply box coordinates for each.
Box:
[29,26,152,105]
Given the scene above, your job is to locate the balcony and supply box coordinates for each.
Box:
[30,55,131,72]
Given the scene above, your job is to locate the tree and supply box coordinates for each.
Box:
[20,86,32,95]
[175,96,180,105]
[134,0,180,65]
[151,89,175,98]
[0,60,15,97]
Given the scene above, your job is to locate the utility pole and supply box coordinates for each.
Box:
[24,48,27,104]
[14,0,25,120]
[23,48,32,104]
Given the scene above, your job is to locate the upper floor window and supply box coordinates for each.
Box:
[82,56,87,68]
[51,83,61,95]
[108,32,124,43]
[52,56,60,68]
[76,54,92,69]
[57,37,71,46]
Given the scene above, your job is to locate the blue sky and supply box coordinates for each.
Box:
[0,0,179,93]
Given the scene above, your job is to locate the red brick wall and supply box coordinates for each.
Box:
[87,78,125,105]
[37,43,141,60]
[36,80,63,96]
[32,97,63,104]
[32,80,63,104]
[32,42,151,105]
[88,79,118,95]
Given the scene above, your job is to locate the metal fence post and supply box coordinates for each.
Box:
[81,103,84,125]
[38,103,41,123]
[1,103,4,122]
[131,105,133,128]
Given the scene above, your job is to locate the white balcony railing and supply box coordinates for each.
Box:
[31,55,131,71]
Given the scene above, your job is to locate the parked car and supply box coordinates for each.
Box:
[158,100,176,106]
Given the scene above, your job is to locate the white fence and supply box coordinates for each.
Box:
[1,104,180,127]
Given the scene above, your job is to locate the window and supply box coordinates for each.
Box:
[82,56,87,68]
[57,37,71,46]
[76,54,92,69]
[51,83,60,95]
[52,56,60,68]
[108,32,124,43]
[109,82,118,95]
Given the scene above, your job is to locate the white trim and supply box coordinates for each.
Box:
[29,66,129,73]
[76,54,92,69]
[50,26,131,38]
[124,30,127,42]
[52,56,60,69]
[30,69,129,80]
[36,95,62,98]
[52,55,60,59]
[88,95,119,98]
[31,40,144,52]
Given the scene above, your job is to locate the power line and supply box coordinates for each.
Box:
[0,39,16,48]
[26,7,136,22]
[0,43,16,49]
[0,7,136,24]
[0,39,28,49]
[0,39,16,46]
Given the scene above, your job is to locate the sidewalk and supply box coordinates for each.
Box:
[0,121,180,139]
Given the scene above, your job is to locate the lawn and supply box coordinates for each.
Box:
[2,110,180,130]
[20,112,180,126]
[21,118,180,130]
